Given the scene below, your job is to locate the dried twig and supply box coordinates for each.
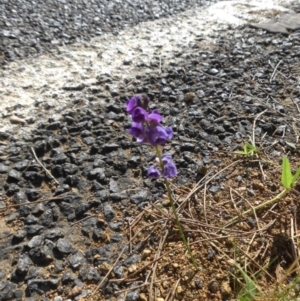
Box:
[290,215,299,270]
[167,278,180,301]
[269,60,282,82]
[130,199,161,228]
[110,248,172,284]
[178,161,241,211]
[245,232,257,269]
[149,228,168,301]
[128,220,132,254]
[231,187,261,232]
[229,187,241,220]
[31,147,59,185]
[71,213,106,226]
[203,183,208,224]
[292,98,300,114]
[89,245,127,298]
[258,161,266,181]
[114,277,173,294]
[223,189,287,228]
[0,197,64,212]
[252,109,267,147]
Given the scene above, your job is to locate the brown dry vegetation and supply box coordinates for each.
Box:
[83,143,300,301]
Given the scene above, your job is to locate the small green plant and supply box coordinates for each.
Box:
[281,156,300,189]
[230,260,258,300]
[224,156,300,228]
[235,140,258,157]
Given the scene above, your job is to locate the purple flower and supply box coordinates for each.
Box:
[163,162,178,178]
[126,95,142,114]
[126,95,177,179]
[147,166,161,178]
[165,127,173,139]
[128,122,146,141]
[148,126,173,146]
[147,111,162,127]
[126,94,149,114]
[147,154,177,179]
[162,154,178,178]
[162,154,173,165]
[131,107,148,123]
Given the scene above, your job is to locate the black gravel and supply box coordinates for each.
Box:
[1,1,300,300]
[0,0,216,63]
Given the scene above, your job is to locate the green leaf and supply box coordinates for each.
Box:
[291,167,300,186]
[237,265,257,298]
[245,143,257,155]
[281,157,292,189]
[235,150,247,155]
[239,296,252,301]
[242,273,256,298]
[229,259,257,299]
[235,142,258,156]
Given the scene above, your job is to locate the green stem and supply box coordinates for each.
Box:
[224,188,288,228]
[155,146,198,267]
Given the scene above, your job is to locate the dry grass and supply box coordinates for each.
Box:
[83,140,300,301]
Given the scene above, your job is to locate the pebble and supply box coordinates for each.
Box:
[26,278,60,295]
[69,253,85,270]
[16,254,32,275]
[208,279,219,293]
[123,254,141,267]
[126,290,140,301]
[103,203,115,221]
[55,238,73,255]
[27,235,43,249]
[130,190,149,204]
[7,169,22,182]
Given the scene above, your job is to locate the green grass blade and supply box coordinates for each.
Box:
[235,151,247,155]
[291,167,300,186]
[240,269,256,298]
[229,260,257,298]
[239,296,252,301]
[245,142,257,156]
[281,157,292,189]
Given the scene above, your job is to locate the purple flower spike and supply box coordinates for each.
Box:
[126,95,142,114]
[132,107,148,123]
[163,162,178,178]
[148,166,161,178]
[148,126,173,146]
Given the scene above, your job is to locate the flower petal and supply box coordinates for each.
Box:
[126,95,142,114]
[132,107,148,123]
[148,126,168,146]
[147,112,162,128]
[165,127,173,139]
[137,128,149,143]
[128,122,145,139]
[162,154,173,165]
[148,166,161,178]
[163,162,178,178]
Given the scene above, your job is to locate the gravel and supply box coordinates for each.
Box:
[1,0,300,300]
[0,0,216,63]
